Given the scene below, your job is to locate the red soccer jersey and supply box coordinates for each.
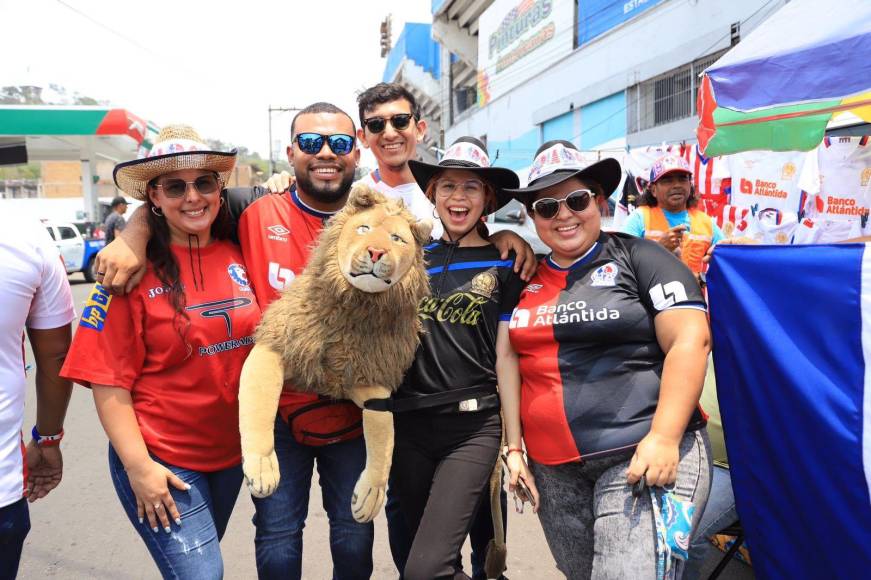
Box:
[61,241,260,471]
[235,188,347,413]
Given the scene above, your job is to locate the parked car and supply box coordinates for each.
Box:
[43,221,105,282]
[486,199,549,255]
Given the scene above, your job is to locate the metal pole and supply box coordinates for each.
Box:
[268,105,273,176]
[267,106,302,176]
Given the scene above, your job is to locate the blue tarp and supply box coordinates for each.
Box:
[707,244,871,578]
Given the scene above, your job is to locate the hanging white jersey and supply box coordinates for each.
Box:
[744,209,799,245]
[624,144,691,186]
[800,136,871,223]
[792,217,863,244]
[726,151,808,214]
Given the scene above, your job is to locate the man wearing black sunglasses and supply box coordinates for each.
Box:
[355,83,442,239]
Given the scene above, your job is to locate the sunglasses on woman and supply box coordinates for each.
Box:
[531,189,593,219]
[154,174,221,198]
[362,113,414,134]
[295,133,356,156]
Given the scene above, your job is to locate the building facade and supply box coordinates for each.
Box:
[387,0,787,176]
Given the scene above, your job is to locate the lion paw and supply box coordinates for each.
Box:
[351,470,386,523]
[243,450,280,498]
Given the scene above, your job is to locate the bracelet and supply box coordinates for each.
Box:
[32,426,64,447]
[506,447,525,457]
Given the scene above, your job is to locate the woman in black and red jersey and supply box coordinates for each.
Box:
[504,140,712,579]
[385,137,540,580]
[61,126,261,579]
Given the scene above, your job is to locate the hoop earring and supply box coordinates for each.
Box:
[151,206,164,217]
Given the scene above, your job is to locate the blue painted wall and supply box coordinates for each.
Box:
[580,91,626,149]
[486,127,541,172]
[542,110,576,145]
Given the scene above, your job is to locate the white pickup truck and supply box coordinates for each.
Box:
[43,222,105,282]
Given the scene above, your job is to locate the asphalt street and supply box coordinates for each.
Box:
[17,275,753,579]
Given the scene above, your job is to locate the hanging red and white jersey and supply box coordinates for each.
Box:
[689,145,730,198]
[800,136,871,223]
[744,208,799,244]
[699,199,750,238]
[726,151,809,214]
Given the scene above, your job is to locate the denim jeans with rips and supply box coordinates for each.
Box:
[108,445,243,580]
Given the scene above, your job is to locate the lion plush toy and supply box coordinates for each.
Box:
[238,184,431,523]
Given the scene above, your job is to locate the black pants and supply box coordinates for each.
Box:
[392,408,502,580]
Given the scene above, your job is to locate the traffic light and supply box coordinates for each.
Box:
[380,15,392,58]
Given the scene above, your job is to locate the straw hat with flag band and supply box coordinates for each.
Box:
[506,140,622,208]
[408,136,519,211]
[113,125,237,200]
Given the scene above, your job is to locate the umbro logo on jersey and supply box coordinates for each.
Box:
[267,224,290,242]
[524,283,543,294]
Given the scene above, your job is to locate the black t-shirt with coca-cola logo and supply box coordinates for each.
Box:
[508,232,707,465]
[396,241,524,406]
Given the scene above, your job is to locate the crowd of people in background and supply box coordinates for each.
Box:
[3,81,757,580]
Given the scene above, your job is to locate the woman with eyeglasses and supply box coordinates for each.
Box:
[503,140,712,579]
[61,125,261,579]
[384,137,540,580]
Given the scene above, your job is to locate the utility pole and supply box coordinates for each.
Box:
[267,105,301,176]
[380,14,392,58]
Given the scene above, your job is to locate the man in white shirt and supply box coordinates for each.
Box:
[354,83,443,238]
[0,215,76,578]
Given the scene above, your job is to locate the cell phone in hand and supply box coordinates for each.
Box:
[500,453,536,509]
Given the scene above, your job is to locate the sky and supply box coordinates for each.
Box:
[1,0,433,167]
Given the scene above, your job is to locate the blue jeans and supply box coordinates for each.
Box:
[108,445,243,580]
[0,498,29,580]
[252,415,374,580]
[684,465,741,579]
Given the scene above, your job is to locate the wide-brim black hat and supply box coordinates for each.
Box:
[409,137,519,212]
[506,141,622,207]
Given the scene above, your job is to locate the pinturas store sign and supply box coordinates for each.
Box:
[477,0,574,106]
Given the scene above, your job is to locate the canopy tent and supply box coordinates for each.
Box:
[697,0,871,156]
[0,106,157,219]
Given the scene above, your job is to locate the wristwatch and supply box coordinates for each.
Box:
[32,426,64,447]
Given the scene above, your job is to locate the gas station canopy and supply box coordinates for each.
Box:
[0,105,157,219]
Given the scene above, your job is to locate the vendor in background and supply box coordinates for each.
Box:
[622,155,724,276]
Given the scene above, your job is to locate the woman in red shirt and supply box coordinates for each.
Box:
[61,126,261,579]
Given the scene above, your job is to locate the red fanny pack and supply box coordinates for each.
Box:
[280,398,363,447]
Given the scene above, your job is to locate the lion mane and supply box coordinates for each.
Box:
[253,184,432,400]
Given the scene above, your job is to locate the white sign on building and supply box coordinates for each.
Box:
[477,0,575,106]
